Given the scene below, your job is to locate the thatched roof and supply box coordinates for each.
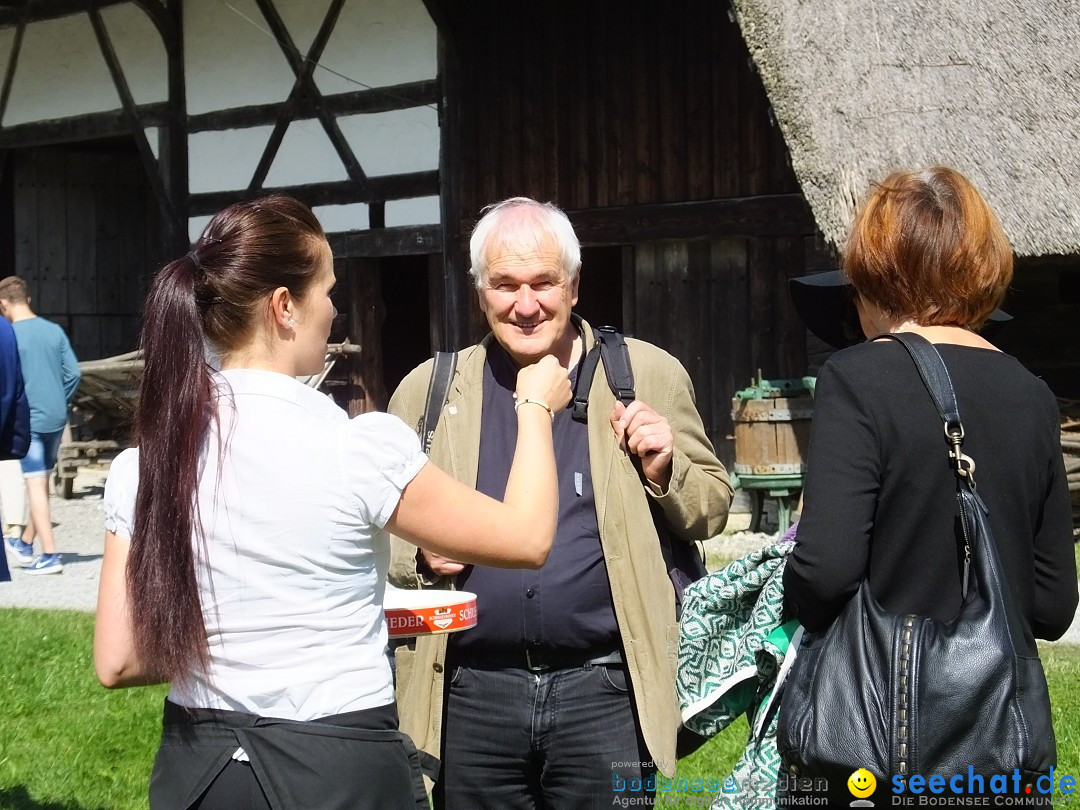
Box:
[731,0,1080,258]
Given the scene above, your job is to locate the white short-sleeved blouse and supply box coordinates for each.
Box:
[104,368,426,720]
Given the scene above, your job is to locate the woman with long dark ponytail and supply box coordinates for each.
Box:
[93,195,571,810]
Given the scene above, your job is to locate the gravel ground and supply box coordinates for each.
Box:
[1,470,108,612]
[4,472,1079,644]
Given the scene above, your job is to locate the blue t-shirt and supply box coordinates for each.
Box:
[11,317,80,434]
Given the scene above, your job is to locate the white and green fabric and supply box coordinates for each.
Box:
[676,541,798,809]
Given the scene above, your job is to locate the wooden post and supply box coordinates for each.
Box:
[343,257,387,416]
[160,0,188,257]
[434,20,468,351]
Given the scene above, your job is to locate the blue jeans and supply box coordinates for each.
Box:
[434,660,655,810]
[19,429,63,477]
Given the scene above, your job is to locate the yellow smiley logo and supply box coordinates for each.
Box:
[848,769,877,798]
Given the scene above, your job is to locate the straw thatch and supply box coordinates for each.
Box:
[731,0,1080,257]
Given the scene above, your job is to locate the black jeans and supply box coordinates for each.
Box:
[434,662,655,809]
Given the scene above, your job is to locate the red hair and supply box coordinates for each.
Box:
[843,166,1013,328]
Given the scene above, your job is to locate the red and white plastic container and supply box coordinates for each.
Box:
[384,585,478,638]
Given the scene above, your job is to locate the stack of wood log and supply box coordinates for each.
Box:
[1062,398,1080,536]
[54,342,360,497]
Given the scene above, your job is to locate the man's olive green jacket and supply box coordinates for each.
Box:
[387,318,732,778]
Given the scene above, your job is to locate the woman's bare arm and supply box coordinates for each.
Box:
[93,531,164,688]
[386,355,569,568]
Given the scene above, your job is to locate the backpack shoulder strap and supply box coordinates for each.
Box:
[419,351,457,453]
[569,325,704,612]
[595,325,636,404]
[571,326,634,423]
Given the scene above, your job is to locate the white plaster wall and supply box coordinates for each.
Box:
[184,0,296,115]
[145,127,159,160]
[314,203,370,233]
[189,126,274,193]
[386,196,440,228]
[4,13,117,126]
[185,0,436,113]
[3,5,164,127]
[188,0,440,229]
[264,119,349,187]
[338,106,439,176]
[188,214,213,244]
[101,4,167,105]
[1,0,440,234]
[315,0,436,95]
[275,0,329,59]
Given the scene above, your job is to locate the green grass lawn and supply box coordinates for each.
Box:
[1,608,1078,809]
[0,609,168,810]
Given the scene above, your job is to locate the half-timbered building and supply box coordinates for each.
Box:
[0,0,1076,463]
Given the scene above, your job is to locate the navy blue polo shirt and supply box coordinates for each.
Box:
[451,343,619,653]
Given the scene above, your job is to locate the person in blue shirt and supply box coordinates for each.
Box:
[0,316,29,582]
[0,317,29,462]
[0,276,80,574]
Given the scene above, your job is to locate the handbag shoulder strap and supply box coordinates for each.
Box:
[873,332,979,596]
[877,333,963,441]
[872,333,974,482]
[419,350,457,453]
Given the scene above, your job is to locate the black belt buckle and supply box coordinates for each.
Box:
[524,648,551,672]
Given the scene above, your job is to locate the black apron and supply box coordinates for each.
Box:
[149,699,432,810]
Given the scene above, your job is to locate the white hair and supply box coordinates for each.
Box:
[468,197,582,289]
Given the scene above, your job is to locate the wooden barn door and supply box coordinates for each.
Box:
[339,255,433,416]
[9,140,163,362]
[629,237,808,465]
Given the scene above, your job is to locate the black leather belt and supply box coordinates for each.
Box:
[451,646,623,673]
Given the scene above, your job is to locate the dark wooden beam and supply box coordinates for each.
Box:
[188,171,439,216]
[0,103,169,148]
[248,0,372,197]
[88,5,183,246]
[187,80,439,134]
[266,0,368,192]
[247,0,308,192]
[0,6,27,125]
[560,195,816,246]
[328,225,442,258]
[368,201,385,229]
[0,0,125,27]
[158,0,187,255]
[432,27,466,350]
[420,0,460,53]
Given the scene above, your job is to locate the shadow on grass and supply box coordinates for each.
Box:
[0,786,112,810]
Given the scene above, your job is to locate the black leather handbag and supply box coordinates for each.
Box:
[776,333,1056,788]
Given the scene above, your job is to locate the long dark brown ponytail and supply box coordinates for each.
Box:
[127,195,325,681]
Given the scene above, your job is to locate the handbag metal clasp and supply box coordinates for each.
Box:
[946,425,976,482]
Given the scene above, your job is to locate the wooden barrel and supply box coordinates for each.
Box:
[730,377,815,476]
